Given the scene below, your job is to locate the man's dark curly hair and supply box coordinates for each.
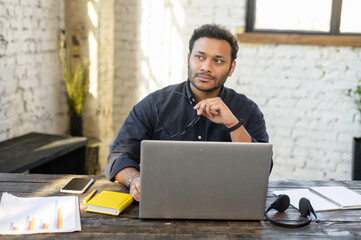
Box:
[189,24,239,63]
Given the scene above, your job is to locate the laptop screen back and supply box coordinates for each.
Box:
[139,140,272,220]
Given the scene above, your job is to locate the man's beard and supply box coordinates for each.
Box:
[188,65,230,93]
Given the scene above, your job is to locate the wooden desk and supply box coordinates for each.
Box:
[1,173,361,239]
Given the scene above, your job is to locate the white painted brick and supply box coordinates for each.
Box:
[0,0,67,141]
[0,119,11,132]
[342,151,352,162]
[335,162,351,175]
[2,0,359,179]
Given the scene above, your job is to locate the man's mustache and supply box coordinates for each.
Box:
[195,72,215,80]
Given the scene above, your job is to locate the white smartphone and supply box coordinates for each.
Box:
[60,177,94,194]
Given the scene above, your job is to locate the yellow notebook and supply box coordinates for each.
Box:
[85,190,133,216]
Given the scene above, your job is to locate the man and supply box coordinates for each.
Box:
[103,24,271,201]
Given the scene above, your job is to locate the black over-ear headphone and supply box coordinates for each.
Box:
[264,194,319,228]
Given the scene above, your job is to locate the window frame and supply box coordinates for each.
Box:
[239,0,361,46]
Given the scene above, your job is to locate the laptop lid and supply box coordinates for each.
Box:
[139,140,272,220]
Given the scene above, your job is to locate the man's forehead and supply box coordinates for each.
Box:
[192,37,231,58]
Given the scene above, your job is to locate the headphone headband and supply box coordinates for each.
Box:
[264,195,318,228]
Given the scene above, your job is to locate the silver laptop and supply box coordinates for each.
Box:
[139,140,272,220]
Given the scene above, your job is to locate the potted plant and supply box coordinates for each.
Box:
[347,78,361,180]
[59,31,89,136]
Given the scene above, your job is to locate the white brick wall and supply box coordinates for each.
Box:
[1,0,359,179]
[114,0,361,180]
[0,0,68,141]
[234,44,361,180]
[114,0,141,129]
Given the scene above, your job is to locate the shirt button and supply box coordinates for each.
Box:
[198,136,202,140]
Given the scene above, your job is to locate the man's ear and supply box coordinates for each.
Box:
[228,60,236,77]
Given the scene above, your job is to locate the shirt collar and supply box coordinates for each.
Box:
[185,80,196,103]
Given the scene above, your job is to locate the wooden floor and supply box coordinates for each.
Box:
[1,173,361,239]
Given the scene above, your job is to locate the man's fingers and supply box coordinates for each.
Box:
[194,97,229,123]
[130,177,141,202]
[130,186,140,201]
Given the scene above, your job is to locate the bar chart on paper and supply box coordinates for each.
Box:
[8,200,64,232]
[0,193,81,235]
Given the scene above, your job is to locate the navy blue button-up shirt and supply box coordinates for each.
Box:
[103,80,270,181]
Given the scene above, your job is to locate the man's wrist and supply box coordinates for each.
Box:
[127,174,140,188]
[227,119,244,132]
[224,115,240,128]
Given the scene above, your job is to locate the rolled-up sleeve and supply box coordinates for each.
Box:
[103,95,154,181]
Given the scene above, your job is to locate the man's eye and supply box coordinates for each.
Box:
[215,59,223,63]
[195,55,203,59]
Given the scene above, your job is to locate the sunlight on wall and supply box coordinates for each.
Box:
[140,61,151,99]
[169,0,184,86]
[87,1,98,28]
[162,7,172,85]
[172,0,185,28]
[170,25,183,82]
[140,0,150,59]
[138,0,186,101]
[88,31,98,98]
[88,1,98,98]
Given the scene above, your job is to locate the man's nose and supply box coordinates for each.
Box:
[200,59,212,73]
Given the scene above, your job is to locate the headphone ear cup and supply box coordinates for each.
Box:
[265,196,315,228]
[299,198,311,217]
[272,194,290,212]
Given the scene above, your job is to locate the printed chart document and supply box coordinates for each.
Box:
[0,192,81,235]
[274,186,361,211]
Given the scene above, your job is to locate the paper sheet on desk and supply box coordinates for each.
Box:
[0,192,81,235]
[274,189,339,211]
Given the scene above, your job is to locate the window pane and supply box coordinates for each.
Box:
[340,0,361,33]
[254,0,332,32]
